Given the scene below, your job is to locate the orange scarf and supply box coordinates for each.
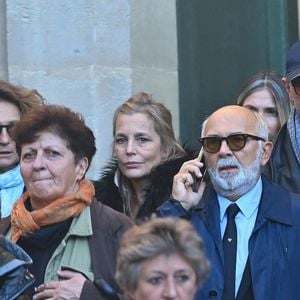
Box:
[10,179,95,243]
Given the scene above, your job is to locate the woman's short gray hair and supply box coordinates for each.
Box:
[116,217,210,293]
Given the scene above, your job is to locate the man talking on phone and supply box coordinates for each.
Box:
[158,105,300,300]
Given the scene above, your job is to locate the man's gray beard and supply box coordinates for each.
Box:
[207,146,263,199]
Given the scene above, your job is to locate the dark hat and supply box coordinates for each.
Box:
[286,41,300,82]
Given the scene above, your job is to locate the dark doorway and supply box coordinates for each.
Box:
[177,0,298,149]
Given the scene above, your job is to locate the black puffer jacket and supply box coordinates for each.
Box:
[93,149,196,220]
[263,123,300,194]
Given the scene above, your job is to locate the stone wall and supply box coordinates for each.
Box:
[0,0,179,179]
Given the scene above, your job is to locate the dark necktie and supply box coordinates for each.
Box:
[222,203,240,300]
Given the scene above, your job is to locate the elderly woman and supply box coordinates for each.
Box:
[0,104,132,299]
[235,71,291,141]
[116,217,210,300]
[94,92,195,220]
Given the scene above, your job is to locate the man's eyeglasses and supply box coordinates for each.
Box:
[199,134,266,153]
[291,77,300,96]
[0,123,17,137]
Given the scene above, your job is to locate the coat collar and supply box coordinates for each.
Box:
[196,185,223,257]
[255,176,292,227]
[197,176,293,228]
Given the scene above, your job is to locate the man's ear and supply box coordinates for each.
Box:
[282,77,291,92]
[76,157,89,180]
[282,77,294,105]
[261,141,273,166]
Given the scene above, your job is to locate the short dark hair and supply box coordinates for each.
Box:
[13,104,96,170]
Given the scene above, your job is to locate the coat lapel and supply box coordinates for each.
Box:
[197,184,224,262]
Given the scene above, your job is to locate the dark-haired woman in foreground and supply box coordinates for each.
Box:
[0,104,132,299]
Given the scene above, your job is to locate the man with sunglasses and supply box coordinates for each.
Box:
[263,40,300,194]
[0,81,45,219]
[158,105,300,300]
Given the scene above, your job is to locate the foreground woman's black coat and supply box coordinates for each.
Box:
[93,150,196,220]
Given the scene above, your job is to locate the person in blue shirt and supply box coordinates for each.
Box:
[0,80,45,219]
[158,105,300,300]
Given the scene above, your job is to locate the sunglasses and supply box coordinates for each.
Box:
[200,133,265,153]
[0,123,17,137]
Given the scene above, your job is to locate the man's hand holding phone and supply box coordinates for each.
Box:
[172,152,207,211]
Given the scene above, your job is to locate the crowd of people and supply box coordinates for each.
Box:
[1,40,300,300]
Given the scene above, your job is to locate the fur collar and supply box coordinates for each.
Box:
[93,147,196,220]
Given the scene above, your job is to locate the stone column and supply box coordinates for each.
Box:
[0,0,8,80]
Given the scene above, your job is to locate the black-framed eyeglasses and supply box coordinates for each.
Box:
[199,133,266,153]
[0,123,17,137]
[291,77,300,96]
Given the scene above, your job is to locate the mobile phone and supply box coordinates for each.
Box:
[191,147,207,192]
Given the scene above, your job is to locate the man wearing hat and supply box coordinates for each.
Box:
[264,41,300,194]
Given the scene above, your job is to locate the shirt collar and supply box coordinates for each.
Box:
[218,177,262,222]
[68,205,93,237]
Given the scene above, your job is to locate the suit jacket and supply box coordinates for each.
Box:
[158,176,300,300]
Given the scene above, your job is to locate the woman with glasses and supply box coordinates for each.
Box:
[93,92,195,220]
[235,71,290,141]
[0,80,45,219]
